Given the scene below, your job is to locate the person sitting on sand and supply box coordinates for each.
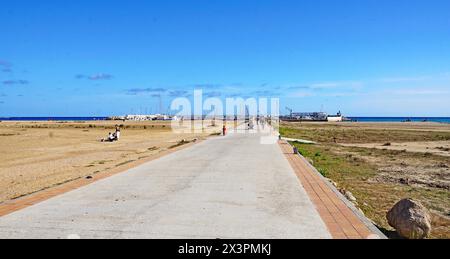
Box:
[101,132,115,142]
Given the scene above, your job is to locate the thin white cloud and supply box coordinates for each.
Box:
[76,73,114,80]
[310,81,364,90]
[310,82,340,88]
[378,76,429,83]
[290,90,314,98]
[387,88,450,95]
[3,80,29,85]
[88,73,113,80]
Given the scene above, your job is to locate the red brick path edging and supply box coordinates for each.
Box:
[279,141,381,239]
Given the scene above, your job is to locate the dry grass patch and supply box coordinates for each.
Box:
[284,121,450,241]
[281,122,450,144]
[290,142,450,239]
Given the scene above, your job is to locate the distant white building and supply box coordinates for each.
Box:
[125,114,174,121]
[327,111,343,122]
[125,115,150,121]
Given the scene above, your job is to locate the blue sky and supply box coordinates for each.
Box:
[1,0,450,117]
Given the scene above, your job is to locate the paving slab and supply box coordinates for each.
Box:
[0,129,331,239]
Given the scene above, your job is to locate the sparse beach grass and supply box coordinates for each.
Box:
[282,122,450,239]
[280,122,450,143]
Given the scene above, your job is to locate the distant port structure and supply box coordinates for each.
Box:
[107,114,177,121]
[282,107,345,122]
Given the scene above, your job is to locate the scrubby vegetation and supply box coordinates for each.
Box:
[280,122,450,144]
[283,122,450,239]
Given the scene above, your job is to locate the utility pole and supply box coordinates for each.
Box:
[286,107,293,119]
[159,95,163,115]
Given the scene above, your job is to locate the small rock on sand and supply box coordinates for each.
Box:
[325,178,338,187]
[344,191,357,202]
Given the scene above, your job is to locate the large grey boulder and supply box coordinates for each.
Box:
[387,199,432,239]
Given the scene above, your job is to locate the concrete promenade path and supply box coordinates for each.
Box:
[0,128,332,239]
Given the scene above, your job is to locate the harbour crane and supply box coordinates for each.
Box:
[286,107,293,119]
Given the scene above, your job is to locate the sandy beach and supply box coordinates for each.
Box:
[281,121,450,238]
[0,120,223,203]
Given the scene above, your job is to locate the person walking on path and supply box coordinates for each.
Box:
[223,125,227,136]
[115,126,121,141]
